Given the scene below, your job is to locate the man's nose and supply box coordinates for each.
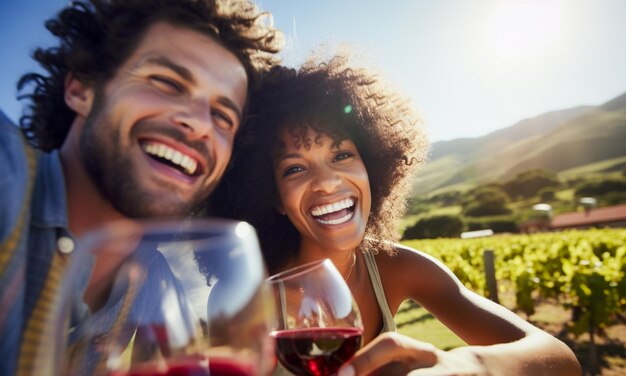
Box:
[172,101,214,139]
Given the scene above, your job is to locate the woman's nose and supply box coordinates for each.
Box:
[311,166,342,193]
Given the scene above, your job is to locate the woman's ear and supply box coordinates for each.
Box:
[276,202,286,215]
[64,74,95,117]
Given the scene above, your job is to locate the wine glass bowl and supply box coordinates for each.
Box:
[60,219,274,376]
[267,259,363,376]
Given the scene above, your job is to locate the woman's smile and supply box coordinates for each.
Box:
[310,197,356,225]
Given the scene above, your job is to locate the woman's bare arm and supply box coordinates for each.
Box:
[339,244,581,375]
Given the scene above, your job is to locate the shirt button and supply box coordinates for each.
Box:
[57,236,75,254]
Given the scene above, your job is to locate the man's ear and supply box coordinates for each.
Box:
[64,74,94,117]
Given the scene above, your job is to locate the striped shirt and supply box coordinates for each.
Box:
[0,111,76,375]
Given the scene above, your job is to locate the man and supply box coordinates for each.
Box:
[0,0,282,374]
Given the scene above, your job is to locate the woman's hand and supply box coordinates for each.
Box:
[337,332,488,376]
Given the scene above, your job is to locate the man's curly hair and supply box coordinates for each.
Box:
[18,0,283,151]
[212,53,429,274]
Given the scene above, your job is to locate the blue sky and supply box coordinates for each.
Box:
[1,0,625,142]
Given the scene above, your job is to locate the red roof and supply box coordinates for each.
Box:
[550,204,626,229]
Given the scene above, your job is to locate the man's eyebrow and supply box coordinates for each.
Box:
[143,56,243,122]
[144,56,195,84]
[217,97,243,123]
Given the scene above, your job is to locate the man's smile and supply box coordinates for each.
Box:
[141,140,200,176]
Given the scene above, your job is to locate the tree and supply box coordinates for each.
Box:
[402,215,464,239]
[575,178,626,198]
[462,186,511,217]
[428,190,462,206]
[538,186,557,202]
[502,169,560,200]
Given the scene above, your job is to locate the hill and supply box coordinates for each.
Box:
[413,92,626,196]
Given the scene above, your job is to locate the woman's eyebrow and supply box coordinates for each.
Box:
[276,152,302,163]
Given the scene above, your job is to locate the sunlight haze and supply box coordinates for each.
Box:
[1,0,625,142]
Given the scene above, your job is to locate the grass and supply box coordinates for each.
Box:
[555,188,575,201]
[558,156,626,180]
[394,300,466,350]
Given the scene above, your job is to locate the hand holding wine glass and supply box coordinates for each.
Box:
[267,259,363,376]
[59,219,275,376]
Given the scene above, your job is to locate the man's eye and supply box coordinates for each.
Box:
[284,165,304,177]
[150,76,183,94]
[211,110,234,130]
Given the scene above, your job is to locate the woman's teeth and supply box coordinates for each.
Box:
[316,212,354,225]
[310,197,355,225]
[311,197,354,216]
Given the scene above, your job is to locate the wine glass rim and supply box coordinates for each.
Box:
[267,258,334,283]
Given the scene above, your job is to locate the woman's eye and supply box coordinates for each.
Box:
[150,76,183,94]
[334,152,353,162]
[284,165,304,177]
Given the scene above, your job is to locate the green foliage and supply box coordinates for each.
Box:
[514,269,537,317]
[598,190,626,206]
[402,215,464,239]
[402,229,626,344]
[465,215,518,233]
[502,169,560,200]
[428,190,462,206]
[406,196,432,215]
[462,186,511,217]
[574,178,626,198]
[538,186,557,202]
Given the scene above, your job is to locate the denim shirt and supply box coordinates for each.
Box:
[0,110,77,375]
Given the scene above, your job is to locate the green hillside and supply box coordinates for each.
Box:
[413,92,626,196]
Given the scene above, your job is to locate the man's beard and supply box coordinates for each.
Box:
[78,95,212,218]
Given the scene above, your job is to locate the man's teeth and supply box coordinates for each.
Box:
[311,198,355,217]
[143,142,197,175]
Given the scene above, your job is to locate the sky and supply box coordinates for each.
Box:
[1,0,625,142]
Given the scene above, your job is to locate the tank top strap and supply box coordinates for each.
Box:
[363,251,396,333]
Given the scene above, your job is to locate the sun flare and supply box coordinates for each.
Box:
[483,1,565,62]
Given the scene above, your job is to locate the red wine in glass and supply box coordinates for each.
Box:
[272,327,362,376]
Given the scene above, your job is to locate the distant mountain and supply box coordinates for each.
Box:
[413,92,626,196]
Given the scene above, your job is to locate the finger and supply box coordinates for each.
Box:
[338,332,439,376]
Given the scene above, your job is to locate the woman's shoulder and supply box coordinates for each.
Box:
[372,242,463,303]
[374,242,447,272]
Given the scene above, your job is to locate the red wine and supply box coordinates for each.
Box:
[272,327,362,376]
[108,357,255,376]
[207,358,255,376]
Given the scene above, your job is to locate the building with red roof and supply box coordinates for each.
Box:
[549,203,626,230]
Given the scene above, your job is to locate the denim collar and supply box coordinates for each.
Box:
[30,150,69,230]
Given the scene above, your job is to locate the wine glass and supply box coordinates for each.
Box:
[267,259,363,376]
[58,218,275,376]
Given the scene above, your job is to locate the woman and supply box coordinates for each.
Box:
[212,54,581,375]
